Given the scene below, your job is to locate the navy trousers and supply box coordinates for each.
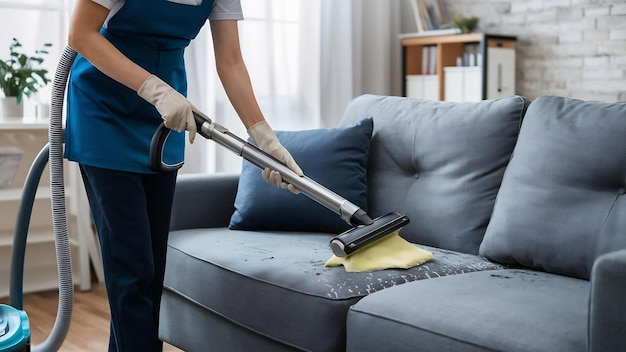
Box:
[79,164,177,352]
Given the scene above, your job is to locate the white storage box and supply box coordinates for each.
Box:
[406,75,440,101]
[444,66,483,102]
[0,146,23,188]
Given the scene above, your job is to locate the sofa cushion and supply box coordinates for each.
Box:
[162,228,507,351]
[480,96,626,279]
[346,269,589,352]
[229,118,373,234]
[339,95,530,254]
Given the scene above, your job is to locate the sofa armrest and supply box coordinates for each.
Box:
[589,248,626,352]
[169,173,239,231]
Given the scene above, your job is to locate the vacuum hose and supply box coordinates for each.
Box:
[9,46,77,351]
[42,45,78,352]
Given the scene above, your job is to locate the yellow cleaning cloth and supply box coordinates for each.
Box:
[325,231,433,272]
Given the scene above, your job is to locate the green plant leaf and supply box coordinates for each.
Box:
[0,38,52,99]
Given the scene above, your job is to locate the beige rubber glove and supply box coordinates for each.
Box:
[248,121,304,194]
[137,74,211,144]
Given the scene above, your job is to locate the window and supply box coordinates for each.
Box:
[238,0,320,130]
[204,0,321,172]
[0,0,74,115]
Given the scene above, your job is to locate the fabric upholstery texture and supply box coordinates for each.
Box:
[162,227,506,351]
[159,290,298,352]
[480,96,626,279]
[339,95,530,254]
[168,173,239,231]
[589,249,626,352]
[229,118,373,234]
[347,269,589,352]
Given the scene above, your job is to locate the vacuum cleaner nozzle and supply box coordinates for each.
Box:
[329,212,410,257]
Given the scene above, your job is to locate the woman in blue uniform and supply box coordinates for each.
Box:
[65,0,302,350]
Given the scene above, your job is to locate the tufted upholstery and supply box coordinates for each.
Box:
[340,95,529,254]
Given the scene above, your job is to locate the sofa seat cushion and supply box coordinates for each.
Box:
[347,269,589,352]
[162,228,508,351]
[339,95,530,254]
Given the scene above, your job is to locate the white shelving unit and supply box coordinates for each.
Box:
[401,33,517,101]
[0,116,103,298]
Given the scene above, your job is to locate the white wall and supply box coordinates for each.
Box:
[440,1,626,102]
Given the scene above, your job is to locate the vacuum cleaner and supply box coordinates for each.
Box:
[149,113,410,257]
[0,46,76,352]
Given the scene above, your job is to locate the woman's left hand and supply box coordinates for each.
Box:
[247,121,303,194]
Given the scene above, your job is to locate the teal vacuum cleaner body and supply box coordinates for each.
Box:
[0,143,62,352]
[149,113,410,257]
[0,306,29,351]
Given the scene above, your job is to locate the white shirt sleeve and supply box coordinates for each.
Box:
[91,0,118,10]
[91,0,242,21]
[209,0,244,21]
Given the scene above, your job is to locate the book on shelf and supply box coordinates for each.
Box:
[422,46,429,74]
[420,45,437,75]
[409,0,460,35]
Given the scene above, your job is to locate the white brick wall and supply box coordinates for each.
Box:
[443,0,626,101]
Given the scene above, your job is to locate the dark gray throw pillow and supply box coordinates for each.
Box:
[229,118,373,234]
[480,96,626,279]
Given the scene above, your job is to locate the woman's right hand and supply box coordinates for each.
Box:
[137,74,210,144]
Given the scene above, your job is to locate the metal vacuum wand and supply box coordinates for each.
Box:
[149,113,410,256]
[209,117,383,226]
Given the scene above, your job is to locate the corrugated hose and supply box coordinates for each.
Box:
[9,45,78,352]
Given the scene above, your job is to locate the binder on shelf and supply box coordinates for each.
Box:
[422,46,429,74]
[428,45,437,74]
[420,45,438,75]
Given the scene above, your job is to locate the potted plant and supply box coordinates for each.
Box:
[452,16,479,34]
[0,38,52,117]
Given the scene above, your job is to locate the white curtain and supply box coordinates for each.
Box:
[320,0,402,128]
[182,27,214,174]
[182,0,401,174]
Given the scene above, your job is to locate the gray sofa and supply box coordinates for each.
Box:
[158,94,626,352]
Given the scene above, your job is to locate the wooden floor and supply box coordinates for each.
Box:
[1,282,183,351]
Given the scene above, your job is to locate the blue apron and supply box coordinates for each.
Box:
[65,0,216,173]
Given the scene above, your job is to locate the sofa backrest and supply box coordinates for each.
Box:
[340,94,529,255]
[480,96,626,280]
